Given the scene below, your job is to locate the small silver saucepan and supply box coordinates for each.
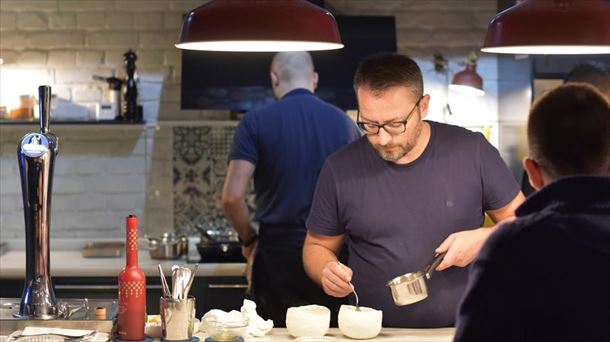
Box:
[386,252,447,306]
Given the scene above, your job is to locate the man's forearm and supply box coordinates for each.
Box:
[223,199,256,241]
[303,235,339,286]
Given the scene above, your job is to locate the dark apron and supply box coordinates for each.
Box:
[250,223,347,327]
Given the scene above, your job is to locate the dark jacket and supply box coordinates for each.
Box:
[455,176,610,342]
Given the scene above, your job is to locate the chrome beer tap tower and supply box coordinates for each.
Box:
[17,85,59,319]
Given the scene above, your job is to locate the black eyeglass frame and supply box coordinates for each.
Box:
[356,96,423,135]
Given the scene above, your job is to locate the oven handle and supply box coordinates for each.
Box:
[55,285,163,290]
[208,284,248,289]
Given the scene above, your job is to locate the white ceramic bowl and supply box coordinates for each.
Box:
[285,305,331,338]
[338,305,383,339]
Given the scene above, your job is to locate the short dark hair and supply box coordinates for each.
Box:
[527,83,610,178]
[353,53,423,99]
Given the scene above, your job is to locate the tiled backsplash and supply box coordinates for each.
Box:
[172,124,255,236]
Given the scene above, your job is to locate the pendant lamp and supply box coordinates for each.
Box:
[482,0,610,55]
[175,0,343,52]
[450,52,485,96]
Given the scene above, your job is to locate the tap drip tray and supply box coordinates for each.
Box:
[0,298,117,321]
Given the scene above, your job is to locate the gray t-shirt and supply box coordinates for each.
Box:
[306,121,520,328]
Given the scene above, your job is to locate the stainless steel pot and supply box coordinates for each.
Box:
[148,233,188,260]
[386,252,446,306]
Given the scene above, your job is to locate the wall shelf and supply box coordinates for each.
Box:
[0,120,149,131]
[0,119,146,126]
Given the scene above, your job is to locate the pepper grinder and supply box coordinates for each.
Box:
[122,50,140,121]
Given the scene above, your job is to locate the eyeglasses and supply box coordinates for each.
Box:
[356,97,423,135]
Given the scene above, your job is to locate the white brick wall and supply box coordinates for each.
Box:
[0,1,58,12]
[47,50,77,66]
[28,32,85,49]
[0,0,504,239]
[18,13,48,30]
[0,127,151,238]
[86,32,138,47]
[76,13,106,30]
[1,13,18,30]
[106,13,134,30]
[48,13,77,30]
[76,50,105,66]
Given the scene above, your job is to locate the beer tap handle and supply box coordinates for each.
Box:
[39,85,51,134]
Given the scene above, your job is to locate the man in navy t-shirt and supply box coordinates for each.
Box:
[304,53,524,327]
[222,51,360,326]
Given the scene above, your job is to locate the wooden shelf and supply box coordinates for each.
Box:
[0,119,146,126]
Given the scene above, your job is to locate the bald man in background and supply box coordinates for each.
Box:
[222,51,360,326]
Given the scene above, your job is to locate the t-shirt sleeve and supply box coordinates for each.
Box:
[477,133,520,210]
[306,159,345,236]
[229,112,258,165]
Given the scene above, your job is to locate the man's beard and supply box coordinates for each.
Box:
[372,121,422,162]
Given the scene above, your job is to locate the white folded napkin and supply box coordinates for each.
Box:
[240,299,273,337]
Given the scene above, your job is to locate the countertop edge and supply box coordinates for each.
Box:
[0,251,246,279]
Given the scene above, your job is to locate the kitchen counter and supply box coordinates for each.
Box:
[0,250,246,279]
[244,328,455,341]
[0,322,455,342]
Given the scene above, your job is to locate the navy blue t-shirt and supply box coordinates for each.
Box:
[307,121,520,328]
[229,88,360,236]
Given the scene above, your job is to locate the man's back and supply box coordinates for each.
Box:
[455,176,610,341]
[230,88,360,229]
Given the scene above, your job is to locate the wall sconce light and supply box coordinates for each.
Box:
[175,0,343,52]
[482,0,610,55]
[450,52,485,96]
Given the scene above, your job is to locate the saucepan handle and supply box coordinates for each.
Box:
[424,252,447,280]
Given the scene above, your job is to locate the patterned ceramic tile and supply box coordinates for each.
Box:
[173,125,255,236]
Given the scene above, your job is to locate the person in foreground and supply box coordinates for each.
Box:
[222,51,360,326]
[455,83,610,342]
[303,53,525,328]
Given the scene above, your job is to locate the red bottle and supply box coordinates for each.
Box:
[118,215,146,340]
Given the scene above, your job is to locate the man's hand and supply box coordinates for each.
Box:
[241,240,257,261]
[433,193,524,271]
[321,261,353,298]
[434,228,493,271]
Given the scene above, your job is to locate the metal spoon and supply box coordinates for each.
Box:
[171,265,181,299]
[350,283,361,311]
[183,263,198,298]
[158,264,171,298]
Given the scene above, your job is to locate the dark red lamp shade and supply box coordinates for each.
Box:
[482,0,610,54]
[450,63,485,96]
[175,0,343,52]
